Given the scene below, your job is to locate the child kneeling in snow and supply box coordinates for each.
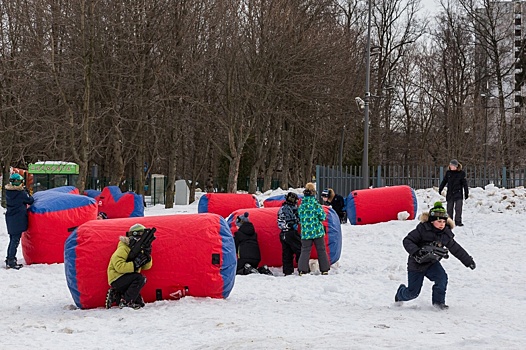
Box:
[234,212,271,275]
[106,223,153,309]
[395,202,476,310]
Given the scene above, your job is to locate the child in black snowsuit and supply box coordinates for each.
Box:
[395,202,476,310]
[438,159,469,226]
[4,173,34,270]
[277,192,302,275]
[234,212,267,275]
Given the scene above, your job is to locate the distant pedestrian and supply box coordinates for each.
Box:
[395,202,476,310]
[4,173,34,270]
[321,188,347,224]
[439,159,469,226]
[297,182,330,275]
[277,192,302,276]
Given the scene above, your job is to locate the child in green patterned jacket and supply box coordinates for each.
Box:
[297,182,330,275]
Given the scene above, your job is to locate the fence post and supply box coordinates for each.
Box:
[502,167,507,188]
[376,165,382,188]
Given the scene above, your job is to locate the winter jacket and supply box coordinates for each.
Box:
[439,164,469,201]
[234,222,261,262]
[107,237,153,285]
[298,195,326,240]
[5,184,34,235]
[277,202,299,231]
[403,212,474,272]
[324,192,346,221]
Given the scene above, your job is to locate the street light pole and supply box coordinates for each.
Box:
[362,0,372,189]
[481,92,489,185]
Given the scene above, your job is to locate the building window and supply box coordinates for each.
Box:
[516,18,522,25]
[515,106,521,114]
[516,40,522,47]
[516,29,522,36]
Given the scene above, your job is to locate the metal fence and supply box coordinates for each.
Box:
[316,164,526,198]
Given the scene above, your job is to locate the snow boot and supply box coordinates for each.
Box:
[243,263,260,275]
[118,299,143,310]
[433,303,449,310]
[257,265,273,275]
[105,288,122,309]
[395,284,405,303]
[5,258,23,270]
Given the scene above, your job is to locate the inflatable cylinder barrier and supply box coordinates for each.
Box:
[198,193,259,218]
[22,188,98,264]
[97,186,144,218]
[263,194,303,208]
[64,214,236,309]
[228,206,342,267]
[346,185,417,225]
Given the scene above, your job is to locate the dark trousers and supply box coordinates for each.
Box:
[298,237,330,274]
[6,232,22,261]
[396,262,448,305]
[280,229,302,275]
[111,273,146,303]
[447,199,463,224]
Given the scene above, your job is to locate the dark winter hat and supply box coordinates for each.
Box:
[429,202,448,222]
[285,192,299,204]
[450,159,459,167]
[321,189,329,197]
[97,212,108,220]
[236,212,250,227]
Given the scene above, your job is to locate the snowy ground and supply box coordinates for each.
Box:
[1,185,525,349]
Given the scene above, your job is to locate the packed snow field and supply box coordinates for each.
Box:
[1,184,525,349]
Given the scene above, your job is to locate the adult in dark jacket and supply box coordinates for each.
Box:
[395,202,476,310]
[321,188,347,224]
[234,212,262,275]
[439,159,469,226]
[277,192,302,275]
[5,173,34,269]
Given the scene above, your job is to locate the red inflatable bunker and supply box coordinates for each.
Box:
[64,214,236,309]
[198,193,259,218]
[263,193,303,208]
[22,187,98,264]
[227,207,342,268]
[346,185,418,225]
[98,186,144,218]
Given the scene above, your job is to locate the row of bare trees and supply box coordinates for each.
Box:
[1,0,524,206]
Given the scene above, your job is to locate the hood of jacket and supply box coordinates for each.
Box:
[419,211,455,229]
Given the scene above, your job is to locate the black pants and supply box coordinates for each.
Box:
[111,273,146,303]
[280,229,302,275]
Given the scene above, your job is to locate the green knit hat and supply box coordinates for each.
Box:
[429,202,448,222]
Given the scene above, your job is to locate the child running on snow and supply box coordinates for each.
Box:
[106,223,153,309]
[395,202,476,309]
[277,192,302,276]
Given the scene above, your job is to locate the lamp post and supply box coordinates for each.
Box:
[362,0,373,189]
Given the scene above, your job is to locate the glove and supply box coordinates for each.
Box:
[133,253,150,270]
[143,245,152,256]
[469,258,476,270]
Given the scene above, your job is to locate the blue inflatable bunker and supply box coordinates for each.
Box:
[22,186,98,264]
[97,186,144,218]
[228,206,342,267]
[64,214,236,309]
[198,193,259,218]
[346,185,418,225]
